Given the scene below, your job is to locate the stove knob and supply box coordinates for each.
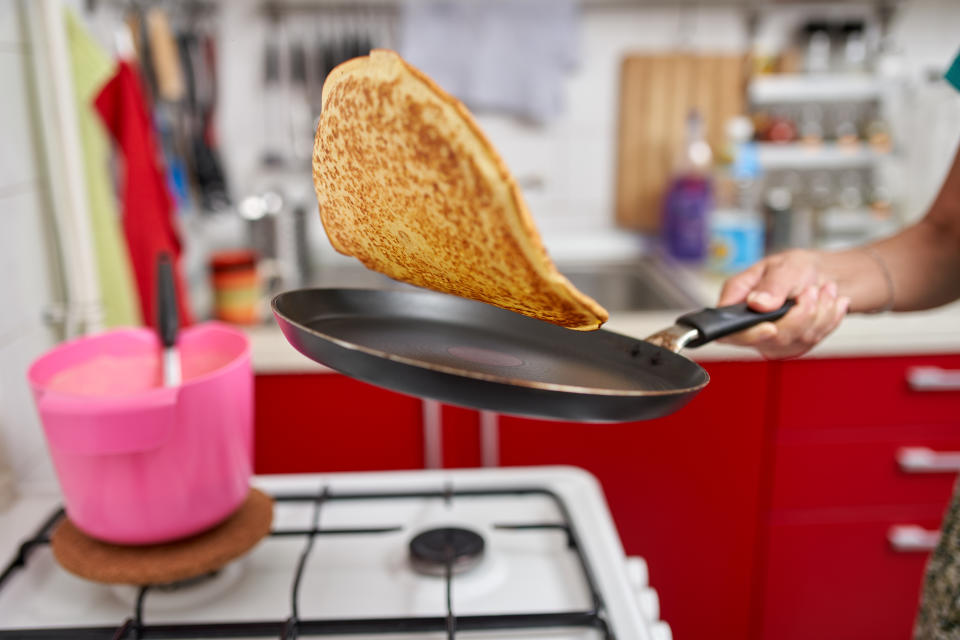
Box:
[624,556,648,589]
[650,620,673,640]
[637,586,660,621]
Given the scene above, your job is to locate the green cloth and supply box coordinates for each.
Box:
[65,9,141,328]
[946,48,960,92]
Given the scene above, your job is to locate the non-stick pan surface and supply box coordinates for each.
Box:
[272,288,717,422]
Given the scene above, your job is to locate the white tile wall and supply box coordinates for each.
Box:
[0,328,57,492]
[0,32,39,196]
[0,0,24,49]
[889,0,960,218]
[0,0,60,498]
[0,190,56,344]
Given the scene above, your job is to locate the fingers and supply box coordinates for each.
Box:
[718,282,850,358]
[718,248,821,309]
[718,260,766,306]
[801,283,839,344]
[754,284,850,359]
[720,321,777,346]
[718,285,818,349]
[761,285,821,351]
[744,250,821,312]
[717,249,849,359]
[810,292,850,346]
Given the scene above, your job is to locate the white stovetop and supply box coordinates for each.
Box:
[0,466,665,640]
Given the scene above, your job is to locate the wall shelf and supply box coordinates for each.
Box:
[757,142,888,170]
[749,74,883,104]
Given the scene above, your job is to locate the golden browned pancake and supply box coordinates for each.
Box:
[312,49,608,330]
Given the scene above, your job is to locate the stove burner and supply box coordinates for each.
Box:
[409,527,485,577]
[110,562,245,611]
[1,486,617,639]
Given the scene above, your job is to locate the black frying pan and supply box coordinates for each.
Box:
[272,288,792,423]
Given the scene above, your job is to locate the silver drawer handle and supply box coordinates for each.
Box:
[897,447,960,473]
[907,366,960,391]
[888,525,940,552]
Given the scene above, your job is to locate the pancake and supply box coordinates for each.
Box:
[312,49,608,331]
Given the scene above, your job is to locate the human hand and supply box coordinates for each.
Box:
[717,249,850,359]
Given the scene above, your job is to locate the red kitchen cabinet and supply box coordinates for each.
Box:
[771,424,960,511]
[254,373,424,473]
[498,361,769,640]
[757,355,960,640]
[441,404,483,468]
[775,354,960,430]
[760,507,942,640]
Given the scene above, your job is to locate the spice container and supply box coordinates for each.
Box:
[210,250,261,325]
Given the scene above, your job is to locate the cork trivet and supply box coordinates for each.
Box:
[51,488,273,585]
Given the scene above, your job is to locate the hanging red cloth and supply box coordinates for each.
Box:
[94,61,193,329]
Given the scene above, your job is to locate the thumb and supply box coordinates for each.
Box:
[718,261,765,306]
[746,268,808,312]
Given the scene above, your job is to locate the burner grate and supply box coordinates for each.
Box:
[0,485,614,639]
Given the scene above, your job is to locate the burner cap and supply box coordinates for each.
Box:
[409,527,485,577]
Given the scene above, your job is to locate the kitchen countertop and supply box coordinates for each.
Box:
[246,297,960,373]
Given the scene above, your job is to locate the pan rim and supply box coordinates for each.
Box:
[272,289,711,398]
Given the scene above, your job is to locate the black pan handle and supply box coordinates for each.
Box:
[156,252,179,349]
[676,300,796,348]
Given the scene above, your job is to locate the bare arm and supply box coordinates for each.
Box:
[719,142,960,358]
[849,143,960,311]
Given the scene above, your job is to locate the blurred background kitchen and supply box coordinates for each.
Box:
[3,0,960,638]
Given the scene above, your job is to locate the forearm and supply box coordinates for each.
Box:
[817,143,960,314]
[820,218,960,313]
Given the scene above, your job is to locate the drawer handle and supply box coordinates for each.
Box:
[907,366,960,392]
[888,525,940,552]
[897,447,960,473]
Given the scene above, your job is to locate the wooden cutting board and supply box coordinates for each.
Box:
[615,53,745,232]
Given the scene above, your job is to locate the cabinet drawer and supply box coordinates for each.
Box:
[776,355,960,430]
[760,507,943,640]
[772,425,960,510]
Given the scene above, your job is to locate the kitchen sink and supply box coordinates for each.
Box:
[558,258,702,312]
[308,257,701,313]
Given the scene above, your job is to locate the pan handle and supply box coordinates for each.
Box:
[676,300,796,348]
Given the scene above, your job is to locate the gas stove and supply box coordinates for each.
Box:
[0,467,671,639]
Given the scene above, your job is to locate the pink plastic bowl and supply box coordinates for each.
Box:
[27,323,253,545]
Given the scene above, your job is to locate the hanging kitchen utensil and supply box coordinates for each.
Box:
[177,27,230,210]
[288,34,314,161]
[261,18,286,165]
[273,289,792,423]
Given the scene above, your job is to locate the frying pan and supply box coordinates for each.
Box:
[272,288,792,423]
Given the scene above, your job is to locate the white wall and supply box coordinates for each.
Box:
[887,0,960,219]
[0,0,61,499]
